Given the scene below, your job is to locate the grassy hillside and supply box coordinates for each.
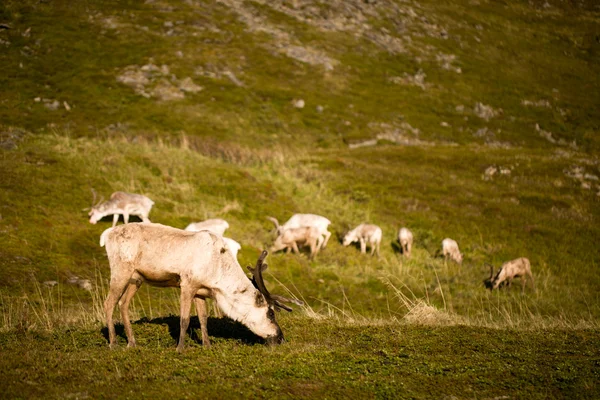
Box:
[1,319,599,399]
[0,0,599,397]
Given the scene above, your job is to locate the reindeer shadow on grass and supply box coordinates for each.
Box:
[101,315,265,347]
[390,240,403,255]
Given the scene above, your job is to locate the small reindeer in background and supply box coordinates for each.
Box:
[398,227,413,258]
[441,238,463,264]
[268,214,332,250]
[269,226,323,259]
[88,190,154,227]
[342,223,382,257]
[185,218,230,236]
[485,257,535,294]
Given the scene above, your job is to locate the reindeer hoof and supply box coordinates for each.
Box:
[127,341,137,348]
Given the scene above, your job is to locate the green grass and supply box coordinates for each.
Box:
[1,0,599,397]
[0,318,598,399]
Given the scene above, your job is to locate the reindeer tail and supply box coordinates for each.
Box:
[99,227,113,247]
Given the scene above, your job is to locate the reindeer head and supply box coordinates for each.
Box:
[88,189,105,224]
[484,263,507,290]
[266,216,283,236]
[341,224,357,246]
[245,250,303,345]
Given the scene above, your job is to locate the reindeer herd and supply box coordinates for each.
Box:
[89,190,535,351]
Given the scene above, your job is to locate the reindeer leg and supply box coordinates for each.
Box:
[194,297,211,347]
[322,231,332,249]
[177,285,196,353]
[315,235,323,251]
[308,239,317,260]
[360,239,366,254]
[104,274,131,348]
[291,241,300,254]
[211,299,222,318]
[112,214,119,227]
[123,212,129,224]
[119,277,142,348]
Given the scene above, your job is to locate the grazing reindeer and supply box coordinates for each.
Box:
[442,238,463,264]
[223,237,241,259]
[185,219,238,259]
[185,218,229,236]
[342,223,382,256]
[89,190,154,227]
[268,214,332,249]
[485,258,534,293]
[270,226,322,259]
[398,227,413,258]
[100,223,301,351]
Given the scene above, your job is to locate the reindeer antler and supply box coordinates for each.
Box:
[90,188,104,208]
[484,263,495,280]
[247,250,270,299]
[247,250,303,312]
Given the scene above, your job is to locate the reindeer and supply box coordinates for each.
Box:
[88,190,154,227]
[485,258,534,293]
[342,223,382,256]
[184,218,230,236]
[223,237,241,259]
[268,214,332,249]
[270,226,322,259]
[100,223,301,351]
[398,227,413,258]
[185,219,238,258]
[441,238,463,264]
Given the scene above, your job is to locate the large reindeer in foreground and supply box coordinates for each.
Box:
[342,223,382,256]
[89,190,154,227]
[485,257,534,293]
[268,214,332,249]
[100,223,301,351]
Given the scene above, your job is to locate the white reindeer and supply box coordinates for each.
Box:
[223,237,241,259]
[270,226,322,259]
[398,227,413,258]
[342,223,382,256]
[268,214,332,249]
[184,218,229,236]
[100,223,301,351]
[442,238,463,264]
[89,191,154,227]
[485,257,534,293]
[185,219,238,258]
